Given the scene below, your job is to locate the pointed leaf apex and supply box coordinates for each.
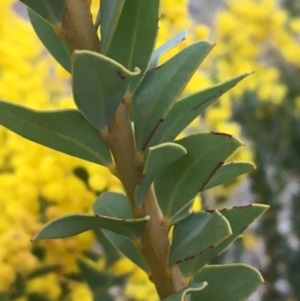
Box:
[73,51,141,76]
[258,204,270,211]
[224,161,256,169]
[235,136,246,146]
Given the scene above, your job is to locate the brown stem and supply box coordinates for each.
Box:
[59,0,100,52]
[105,103,185,299]
[104,103,140,210]
[142,188,185,298]
[60,2,185,299]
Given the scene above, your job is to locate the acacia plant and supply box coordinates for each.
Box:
[0,0,269,300]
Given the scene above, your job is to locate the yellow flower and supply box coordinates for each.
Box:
[192,195,202,212]
[110,257,135,275]
[242,231,259,251]
[0,263,15,291]
[27,275,61,301]
[70,283,93,301]
[195,25,210,40]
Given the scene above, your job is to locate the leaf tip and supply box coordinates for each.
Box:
[133,67,141,75]
[235,136,246,146]
[31,233,40,242]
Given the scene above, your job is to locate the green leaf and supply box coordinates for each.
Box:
[191,264,264,301]
[171,204,192,225]
[10,272,26,300]
[28,9,71,72]
[148,30,188,70]
[0,101,112,165]
[78,257,111,289]
[179,204,269,277]
[20,0,66,24]
[100,0,126,54]
[77,257,127,301]
[78,257,126,287]
[135,143,187,206]
[162,161,253,228]
[148,73,251,148]
[102,230,150,272]
[93,191,143,220]
[72,51,140,130]
[169,211,232,267]
[162,282,207,301]
[33,212,149,241]
[203,161,256,191]
[155,133,242,219]
[106,0,160,94]
[92,192,149,239]
[93,229,120,267]
[93,192,150,271]
[133,41,214,152]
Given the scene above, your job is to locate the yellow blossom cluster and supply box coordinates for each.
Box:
[0,0,120,299]
[203,0,300,196]
[211,0,300,102]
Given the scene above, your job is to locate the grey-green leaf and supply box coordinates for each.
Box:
[93,229,120,267]
[77,258,111,291]
[162,282,207,301]
[93,192,136,219]
[169,211,232,267]
[28,9,71,72]
[100,0,126,54]
[133,41,214,152]
[135,143,187,206]
[171,204,192,225]
[93,192,150,271]
[20,0,66,24]
[148,73,251,148]
[0,101,112,165]
[72,51,140,130]
[102,230,150,272]
[33,212,149,241]
[203,161,256,191]
[191,264,264,301]
[155,133,243,219]
[148,30,188,70]
[179,204,269,277]
[106,0,160,94]
[92,192,149,239]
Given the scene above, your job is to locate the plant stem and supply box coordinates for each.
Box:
[61,2,185,299]
[60,0,100,51]
[106,104,185,299]
[141,188,186,298]
[104,104,140,210]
